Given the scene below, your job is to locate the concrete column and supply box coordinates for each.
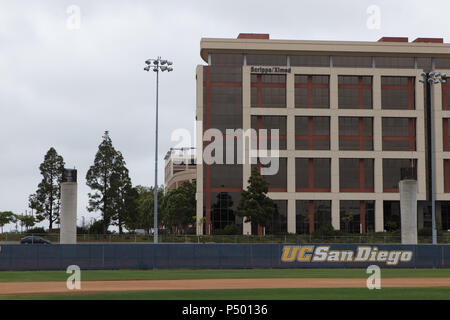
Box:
[399,180,418,244]
[331,199,340,230]
[375,199,384,232]
[196,66,204,236]
[288,199,296,234]
[242,66,252,235]
[60,169,78,244]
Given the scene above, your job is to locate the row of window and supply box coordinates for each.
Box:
[206,158,417,192]
[255,158,415,192]
[251,116,416,151]
[208,194,374,235]
[210,53,450,70]
[251,75,416,110]
[209,192,450,234]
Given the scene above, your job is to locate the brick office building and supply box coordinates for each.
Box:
[195,33,450,236]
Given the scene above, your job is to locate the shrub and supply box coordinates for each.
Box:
[311,224,341,237]
[223,224,241,235]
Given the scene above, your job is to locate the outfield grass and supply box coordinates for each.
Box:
[1,287,450,300]
[0,268,449,282]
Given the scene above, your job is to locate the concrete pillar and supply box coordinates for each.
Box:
[375,199,384,232]
[287,199,296,234]
[60,169,77,244]
[399,179,418,244]
[331,199,340,230]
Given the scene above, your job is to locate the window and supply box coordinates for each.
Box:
[246,54,287,66]
[375,56,415,69]
[251,74,286,108]
[381,76,415,110]
[340,200,375,233]
[209,164,243,189]
[251,115,287,150]
[252,158,287,192]
[383,159,417,192]
[417,58,432,72]
[266,200,287,234]
[210,192,240,233]
[339,159,374,192]
[333,56,372,68]
[210,54,243,66]
[295,75,329,108]
[296,200,331,234]
[290,55,329,67]
[384,201,400,232]
[296,158,331,192]
[382,118,416,151]
[339,117,373,150]
[203,67,242,132]
[435,58,450,69]
[440,202,450,231]
[444,160,450,193]
[338,76,372,109]
[442,83,450,110]
[443,119,450,150]
[295,116,330,150]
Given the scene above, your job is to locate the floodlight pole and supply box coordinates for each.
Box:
[154,64,159,244]
[421,71,446,245]
[144,57,173,244]
[430,80,437,245]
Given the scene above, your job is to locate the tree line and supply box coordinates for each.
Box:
[1,131,196,235]
[2,130,277,236]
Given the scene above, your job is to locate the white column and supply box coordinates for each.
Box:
[375,199,384,232]
[399,180,418,244]
[60,182,77,244]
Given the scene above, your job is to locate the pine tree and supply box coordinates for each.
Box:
[236,167,275,233]
[86,131,132,234]
[110,151,132,234]
[29,147,65,231]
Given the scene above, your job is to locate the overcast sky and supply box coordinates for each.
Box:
[1,0,449,232]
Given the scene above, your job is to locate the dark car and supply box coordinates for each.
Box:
[20,236,52,244]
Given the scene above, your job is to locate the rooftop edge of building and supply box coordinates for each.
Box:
[200,34,450,63]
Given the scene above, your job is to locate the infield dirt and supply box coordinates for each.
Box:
[1,277,450,296]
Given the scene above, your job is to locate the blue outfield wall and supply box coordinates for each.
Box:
[0,243,449,271]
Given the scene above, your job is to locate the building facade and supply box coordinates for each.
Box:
[195,33,450,235]
[164,148,196,191]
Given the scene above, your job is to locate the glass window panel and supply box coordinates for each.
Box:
[210,54,243,66]
[375,56,415,69]
[290,55,330,67]
[333,56,372,68]
[247,54,287,66]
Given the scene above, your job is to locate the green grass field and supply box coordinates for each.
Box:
[1,287,450,300]
[1,268,449,300]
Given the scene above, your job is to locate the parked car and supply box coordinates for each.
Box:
[20,236,52,244]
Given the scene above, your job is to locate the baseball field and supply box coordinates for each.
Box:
[0,268,449,300]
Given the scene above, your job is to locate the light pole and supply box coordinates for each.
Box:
[420,71,446,245]
[144,57,173,244]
